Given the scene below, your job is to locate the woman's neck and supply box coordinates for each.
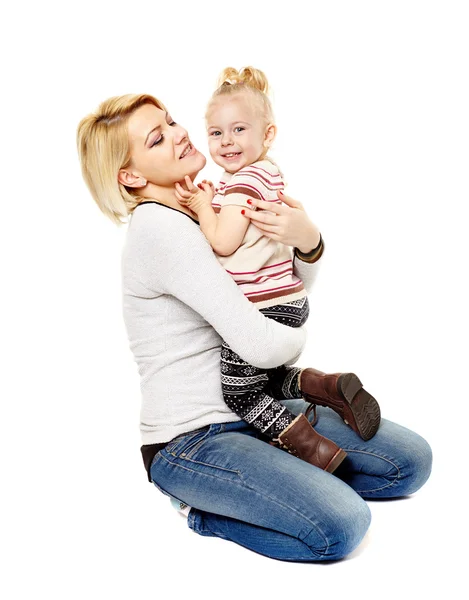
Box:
[140,182,196,219]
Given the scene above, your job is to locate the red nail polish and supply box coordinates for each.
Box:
[241,209,245,215]
[279,190,284,196]
[247,199,252,204]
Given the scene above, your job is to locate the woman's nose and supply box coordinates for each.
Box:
[174,124,189,144]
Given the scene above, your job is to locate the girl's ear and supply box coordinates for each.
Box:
[264,123,277,148]
[118,169,147,188]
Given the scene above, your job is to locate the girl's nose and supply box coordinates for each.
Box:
[221,133,233,146]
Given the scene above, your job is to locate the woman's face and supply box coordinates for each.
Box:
[126,104,206,186]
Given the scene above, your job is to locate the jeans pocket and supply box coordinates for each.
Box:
[163,425,212,459]
[150,425,215,496]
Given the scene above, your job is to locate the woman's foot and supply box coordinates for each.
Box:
[299,368,381,441]
[277,414,347,473]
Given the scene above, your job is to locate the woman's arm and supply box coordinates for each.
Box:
[138,207,306,369]
[242,191,324,293]
[293,235,324,293]
[241,190,321,252]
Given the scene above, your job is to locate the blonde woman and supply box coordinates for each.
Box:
[77,93,432,562]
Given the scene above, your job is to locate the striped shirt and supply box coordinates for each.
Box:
[212,159,307,309]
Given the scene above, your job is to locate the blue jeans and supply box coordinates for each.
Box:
[150,400,432,562]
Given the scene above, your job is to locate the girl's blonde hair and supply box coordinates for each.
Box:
[207,66,275,125]
[77,94,165,225]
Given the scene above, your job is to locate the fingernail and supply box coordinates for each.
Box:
[241,210,245,215]
[247,199,252,204]
[279,191,284,196]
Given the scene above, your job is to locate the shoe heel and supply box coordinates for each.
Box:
[338,374,381,441]
[325,449,347,473]
[338,373,363,403]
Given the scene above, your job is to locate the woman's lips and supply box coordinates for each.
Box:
[180,143,197,159]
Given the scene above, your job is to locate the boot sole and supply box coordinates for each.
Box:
[325,449,347,473]
[302,373,381,441]
[337,373,381,441]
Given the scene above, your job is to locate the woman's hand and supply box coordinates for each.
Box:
[175,176,214,215]
[241,191,321,253]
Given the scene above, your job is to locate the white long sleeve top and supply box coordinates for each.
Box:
[121,202,322,445]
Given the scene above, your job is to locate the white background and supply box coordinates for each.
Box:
[2,1,467,598]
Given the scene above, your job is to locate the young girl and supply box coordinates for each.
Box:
[175,67,381,472]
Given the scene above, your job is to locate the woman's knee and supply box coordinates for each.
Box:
[353,422,433,499]
[303,494,371,561]
[397,431,433,496]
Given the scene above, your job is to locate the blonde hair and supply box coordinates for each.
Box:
[207,66,275,125]
[77,94,166,225]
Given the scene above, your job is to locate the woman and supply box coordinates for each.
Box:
[77,93,432,562]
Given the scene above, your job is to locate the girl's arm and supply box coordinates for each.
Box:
[209,164,284,255]
[175,176,249,256]
[198,204,249,256]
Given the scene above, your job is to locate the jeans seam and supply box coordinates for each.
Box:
[190,516,327,560]
[158,450,242,476]
[157,452,331,550]
[342,448,402,493]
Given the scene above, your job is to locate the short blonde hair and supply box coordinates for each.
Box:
[207,66,275,125]
[77,94,166,225]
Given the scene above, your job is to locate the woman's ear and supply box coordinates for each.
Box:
[118,169,147,188]
[264,124,277,148]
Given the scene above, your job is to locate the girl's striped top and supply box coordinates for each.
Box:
[212,159,307,309]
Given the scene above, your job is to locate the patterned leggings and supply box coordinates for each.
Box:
[220,297,309,439]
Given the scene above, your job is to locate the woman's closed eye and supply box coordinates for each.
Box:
[151,120,177,147]
[151,136,164,147]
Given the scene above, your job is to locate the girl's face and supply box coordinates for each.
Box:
[126,104,206,186]
[207,95,273,173]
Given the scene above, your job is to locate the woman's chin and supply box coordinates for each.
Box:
[195,150,207,170]
[184,150,206,177]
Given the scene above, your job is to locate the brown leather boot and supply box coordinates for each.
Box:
[299,368,381,441]
[277,414,347,473]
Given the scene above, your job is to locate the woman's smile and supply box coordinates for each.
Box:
[179,143,196,159]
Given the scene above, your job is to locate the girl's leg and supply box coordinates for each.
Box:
[150,420,371,562]
[281,399,433,499]
[266,364,303,400]
[267,366,381,442]
[220,298,310,439]
[221,342,296,437]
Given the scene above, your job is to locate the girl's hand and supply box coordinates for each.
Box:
[175,176,214,214]
[198,179,215,194]
[241,191,321,253]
